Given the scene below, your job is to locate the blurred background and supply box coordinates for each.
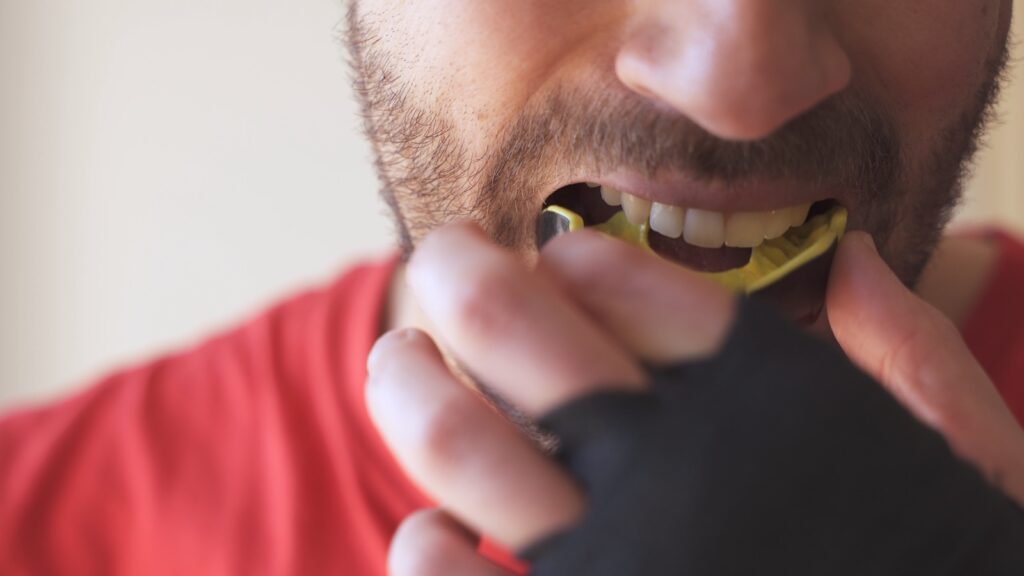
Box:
[1,2,1022,411]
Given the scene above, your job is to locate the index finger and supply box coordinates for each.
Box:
[407,222,646,416]
[539,230,737,364]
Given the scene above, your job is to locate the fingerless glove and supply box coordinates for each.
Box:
[523,299,1024,575]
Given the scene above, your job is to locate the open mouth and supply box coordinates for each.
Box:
[537,183,848,323]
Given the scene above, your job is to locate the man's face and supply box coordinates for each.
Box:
[347,1,1011,301]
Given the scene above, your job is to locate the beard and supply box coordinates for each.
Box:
[345,8,1010,444]
[345,8,1009,293]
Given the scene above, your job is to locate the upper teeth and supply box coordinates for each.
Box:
[595,185,813,249]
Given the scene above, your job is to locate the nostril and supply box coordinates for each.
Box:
[614,5,853,142]
[615,41,656,99]
[816,33,853,100]
[617,54,846,142]
[614,17,689,107]
[616,46,794,141]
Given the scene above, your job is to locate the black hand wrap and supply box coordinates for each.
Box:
[521,298,1024,575]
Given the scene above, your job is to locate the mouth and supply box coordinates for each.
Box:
[537,182,848,324]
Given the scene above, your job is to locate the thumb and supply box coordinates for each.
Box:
[827,231,1024,499]
[826,232,987,429]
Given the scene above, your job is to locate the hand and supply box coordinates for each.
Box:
[827,232,1024,504]
[366,223,1024,574]
[367,222,735,574]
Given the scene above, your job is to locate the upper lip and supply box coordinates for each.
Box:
[547,169,844,213]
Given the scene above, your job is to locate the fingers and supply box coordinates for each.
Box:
[367,328,585,550]
[826,232,997,427]
[539,230,737,364]
[827,231,1024,501]
[407,222,646,415]
[390,509,513,576]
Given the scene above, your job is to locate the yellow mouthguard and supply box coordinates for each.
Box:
[540,204,848,294]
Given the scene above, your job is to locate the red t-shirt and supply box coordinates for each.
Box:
[2,233,1024,575]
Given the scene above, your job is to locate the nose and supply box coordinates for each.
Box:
[616,0,852,141]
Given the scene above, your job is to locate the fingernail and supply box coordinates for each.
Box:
[366,339,386,374]
[367,328,418,373]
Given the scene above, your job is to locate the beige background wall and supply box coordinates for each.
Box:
[0,0,391,410]
[959,12,1024,227]
[1,3,1022,411]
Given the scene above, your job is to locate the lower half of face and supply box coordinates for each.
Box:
[347,0,1012,322]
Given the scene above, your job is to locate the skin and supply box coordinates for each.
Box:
[347,0,1022,573]
[349,0,1009,283]
[372,229,1024,574]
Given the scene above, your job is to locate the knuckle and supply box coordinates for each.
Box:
[881,312,965,426]
[411,394,480,476]
[448,264,523,345]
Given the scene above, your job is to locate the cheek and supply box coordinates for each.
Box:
[360,1,599,150]
[844,1,1003,155]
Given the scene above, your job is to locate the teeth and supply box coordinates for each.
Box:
[583,185,821,249]
[762,209,793,240]
[620,191,651,225]
[788,203,812,227]
[724,212,767,248]
[649,203,686,239]
[600,186,622,207]
[684,208,725,248]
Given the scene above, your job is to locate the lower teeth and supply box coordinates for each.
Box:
[536,204,848,294]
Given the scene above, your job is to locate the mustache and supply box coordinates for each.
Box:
[483,82,903,202]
